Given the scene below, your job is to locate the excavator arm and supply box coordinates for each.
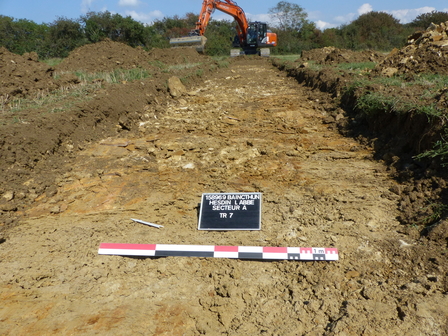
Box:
[192,0,249,46]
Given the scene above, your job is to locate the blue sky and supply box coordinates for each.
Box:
[1,0,447,30]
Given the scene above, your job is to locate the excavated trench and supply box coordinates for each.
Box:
[0,56,447,335]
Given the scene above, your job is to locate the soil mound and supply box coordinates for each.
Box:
[56,39,153,73]
[376,21,448,75]
[0,47,57,98]
[148,47,205,64]
[301,46,336,63]
[301,47,384,64]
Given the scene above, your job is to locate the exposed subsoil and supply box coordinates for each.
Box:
[301,47,385,65]
[283,22,448,232]
[0,41,448,335]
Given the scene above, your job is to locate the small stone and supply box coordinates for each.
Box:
[168,76,186,97]
[0,203,17,211]
[345,270,360,279]
[2,191,14,201]
[381,67,398,77]
[50,205,60,214]
[390,184,402,195]
[335,113,344,121]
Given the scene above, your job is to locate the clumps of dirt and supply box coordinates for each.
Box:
[55,40,206,74]
[376,21,448,76]
[0,42,212,227]
[148,47,206,65]
[392,175,448,228]
[301,47,384,65]
[301,46,336,62]
[0,47,57,98]
[56,39,155,73]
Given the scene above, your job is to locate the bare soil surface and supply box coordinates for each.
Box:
[285,34,448,234]
[301,47,385,65]
[1,44,448,335]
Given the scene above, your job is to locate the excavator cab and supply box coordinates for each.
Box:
[246,22,267,46]
[233,21,277,56]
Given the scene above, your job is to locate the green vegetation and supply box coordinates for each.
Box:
[74,68,151,83]
[341,72,448,166]
[415,131,448,166]
[42,58,64,67]
[354,92,440,117]
[271,54,301,61]
[346,74,446,118]
[0,81,100,121]
[336,62,376,71]
[418,202,448,225]
[2,2,447,58]
[0,67,154,124]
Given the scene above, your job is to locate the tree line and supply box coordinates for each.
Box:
[1,2,448,59]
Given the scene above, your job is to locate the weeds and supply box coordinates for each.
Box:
[42,58,64,67]
[415,131,448,166]
[149,60,166,69]
[336,62,376,71]
[75,68,151,83]
[417,202,448,226]
[0,81,102,124]
[216,60,229,68]
[347,72,447,119]
[271,54,301,62]
[355,92,441,118]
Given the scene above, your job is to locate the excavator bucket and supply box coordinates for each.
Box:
[169,36,207,53]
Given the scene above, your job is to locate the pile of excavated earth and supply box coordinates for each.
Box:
[377,20,448,76]
[0,39,447,335]
[301,46,385,65]
[0,48,57,98]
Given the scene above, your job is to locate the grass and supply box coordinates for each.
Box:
[336,62,376,71]
[164,62,202,72]
[346,73,448,118]
[0,59,208,124]
[415,131,448,166]
[354,92,442,118]
[350,73,448,91]
[417,202,448,226]
[0,82,102,125]
[344,71,448,165]
[42,58,64,67]
[74,68,151,83]
[271,54,301,62]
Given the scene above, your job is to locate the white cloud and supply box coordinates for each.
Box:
[125,10,164,24]
[119,0,142,7]
[246,13,274,24]
[388,7,435,23]
[81,0,95,13]
[307,11,321,21]
[211,12,275,25]
[326,4,371,27]
[358,3,373,15]
[334,13,356,24]
[310,4,447,31]
[315,20,337,30]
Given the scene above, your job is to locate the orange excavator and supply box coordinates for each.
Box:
[169,0,277,56]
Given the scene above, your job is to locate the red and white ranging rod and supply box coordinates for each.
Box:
[98,243,339,261]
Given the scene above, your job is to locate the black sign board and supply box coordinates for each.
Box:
[198,192,262,230]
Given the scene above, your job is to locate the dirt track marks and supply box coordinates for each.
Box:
[1,60,447,335]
